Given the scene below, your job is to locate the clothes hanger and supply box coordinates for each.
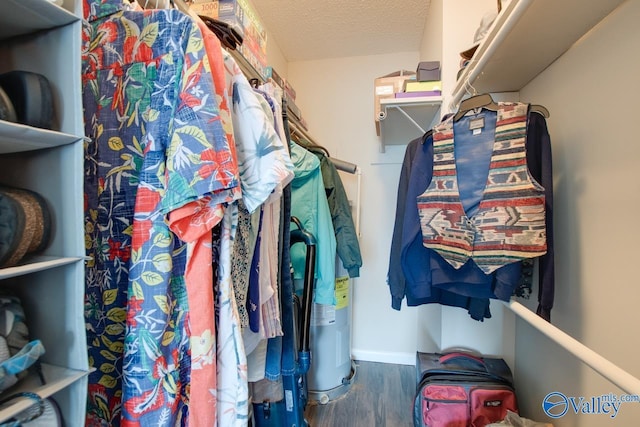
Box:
[135,0,170,8]
[199,15,244,51]
[170,0,190,14]
[453,93,498,121]
[289,122,332,158]
[305,144,331,158]
[290,127,328,156]
[454,92,550,121]
[166,0,245,53]
[530,104,550,118]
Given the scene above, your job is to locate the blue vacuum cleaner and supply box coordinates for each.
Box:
[252,216,316,427]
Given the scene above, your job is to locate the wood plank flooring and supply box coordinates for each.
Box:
[304,361,416,427]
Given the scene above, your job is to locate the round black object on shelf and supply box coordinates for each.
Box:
[0,86,17,123]
[0,71,54,129]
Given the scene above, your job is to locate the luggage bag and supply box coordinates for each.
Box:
[414,351,518,427]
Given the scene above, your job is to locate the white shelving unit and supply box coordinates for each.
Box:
[0,0,88,424]
[377,96,442,152]
[0,364,88,421]
[451,0,626,107]
[0,122,80,154]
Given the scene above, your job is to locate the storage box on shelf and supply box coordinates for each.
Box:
[187,0,268,78]
[283,80,296,102]
[0,0,88,425]
[394,91,441,99]
[373,70,415,136]
[264,66,285,92]
[416,61,441,82]
[403,80,442,93]
[374,69,442,152]
[218,0,268,79]
[285,92,302,121]
[188,0,219,19]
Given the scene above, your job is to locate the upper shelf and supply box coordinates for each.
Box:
[451,0,625,106]
[0,0,78,40]
[0,121,83,154]
[377,96,442,152]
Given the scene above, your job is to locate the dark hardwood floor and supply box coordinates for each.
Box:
[304,361,416,427]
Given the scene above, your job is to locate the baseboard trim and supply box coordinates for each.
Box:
[352,349,415,366]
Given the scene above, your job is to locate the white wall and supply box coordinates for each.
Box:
[265,29,287,78]
[419,0,442,61]
[287,51,422,365]
[514,1,640,425]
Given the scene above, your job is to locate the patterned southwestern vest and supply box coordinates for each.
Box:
[417,102,546,274]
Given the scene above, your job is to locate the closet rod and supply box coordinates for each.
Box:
[215,28,359,175]
[288,119,359,175]
[230,49,264,84]
[503,300,640,395]
[450,0,532,109]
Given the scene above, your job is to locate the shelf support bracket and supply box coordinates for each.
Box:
[386,106,426,134]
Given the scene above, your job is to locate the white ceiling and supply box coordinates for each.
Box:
[251,0,431,62]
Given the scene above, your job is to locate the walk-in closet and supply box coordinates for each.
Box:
[0,0,637,426]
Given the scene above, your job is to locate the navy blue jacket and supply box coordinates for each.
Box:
[389,111,555,321]
[388,131,492,321]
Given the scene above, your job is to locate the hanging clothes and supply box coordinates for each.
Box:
[389,133,491,321]
[253,90,285,340]
[249,103,297,419]
[218,49,294,425]
[166,17,242,427]
[222,49,293,334]
[312,150,363,277]
[388,132,428,310]
[238,80,293,384]
[223,55,294,214]
[232,201,261,329]
[82,2,240,426]
[427,107,555,320]
[290,143,337,305]
[215,204,248,426]
[391,105,555,321]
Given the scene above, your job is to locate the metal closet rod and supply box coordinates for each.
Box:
[288,119,358,175]
[216,39,359,175]
[503,300,640,395]
[450,0,531,109]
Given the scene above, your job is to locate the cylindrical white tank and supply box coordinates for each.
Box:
[306,258,356,403]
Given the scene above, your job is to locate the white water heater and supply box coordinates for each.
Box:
[306,258,356,404]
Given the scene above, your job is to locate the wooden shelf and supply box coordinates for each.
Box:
[378,96,442,152]
[452,0,625,104]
